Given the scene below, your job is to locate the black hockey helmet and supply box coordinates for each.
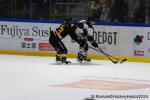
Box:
[87,17,95,25]
[64,17,72,24]
[87,17,94,22]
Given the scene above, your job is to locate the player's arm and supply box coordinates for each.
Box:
[68,29,81,43]
[86,27,98,48]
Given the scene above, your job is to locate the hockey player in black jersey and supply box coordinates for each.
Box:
[49,18,79,64]
[72,17,98,63]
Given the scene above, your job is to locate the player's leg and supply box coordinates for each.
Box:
[56,41,71,64]
[77,39,86,62]
[77,39,91,62]
[83,44,91,62]
[49,33,70,64]
[49,31,61,63]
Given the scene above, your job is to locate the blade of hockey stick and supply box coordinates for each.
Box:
[106,55,118,64]
[119,58,127,63]
[89,46,127,63]
[89,46,118,64]
[97,47,127,63]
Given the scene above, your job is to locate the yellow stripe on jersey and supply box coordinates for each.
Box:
[55,25,64,39]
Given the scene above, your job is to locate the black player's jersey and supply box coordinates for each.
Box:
[54,24,71,40]
[53,23,80,42]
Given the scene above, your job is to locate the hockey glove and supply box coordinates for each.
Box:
[91,41,98,48]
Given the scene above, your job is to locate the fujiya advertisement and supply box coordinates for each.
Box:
[0,21,58,52]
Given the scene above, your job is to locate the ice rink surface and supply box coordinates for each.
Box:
[0,54,150,100]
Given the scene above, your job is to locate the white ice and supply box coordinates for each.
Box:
[0,54,150,100]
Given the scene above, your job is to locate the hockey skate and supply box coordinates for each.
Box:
[61,57,71,64]
[56,55,71,64]
[56,55,62,64]
[77,53,91,63]
[83,54,91,62]
[77,53,84,63]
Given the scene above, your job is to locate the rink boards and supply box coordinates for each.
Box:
[0,19,150,63]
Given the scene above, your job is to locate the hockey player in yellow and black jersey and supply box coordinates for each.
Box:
[49,18,79,64]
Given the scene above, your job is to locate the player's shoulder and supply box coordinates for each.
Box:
[59,23,69,29]
[74,21,84,29]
